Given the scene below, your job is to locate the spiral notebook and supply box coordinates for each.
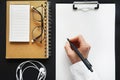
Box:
[56,2,115,80]
[6,1,51,59]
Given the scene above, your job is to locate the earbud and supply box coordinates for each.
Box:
[37,68,46,80]
[39,68,46,75]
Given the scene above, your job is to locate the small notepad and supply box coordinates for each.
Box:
[9,4,30,42]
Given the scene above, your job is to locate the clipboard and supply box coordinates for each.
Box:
[6,1,51,59]
[56,1,115,80]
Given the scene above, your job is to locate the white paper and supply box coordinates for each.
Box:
[9,5,30,42]
[56,4,115,80]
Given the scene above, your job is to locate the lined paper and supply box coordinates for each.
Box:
[9,4,30,42]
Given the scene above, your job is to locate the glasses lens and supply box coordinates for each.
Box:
[32,26,44,42]
[32,6,43,21]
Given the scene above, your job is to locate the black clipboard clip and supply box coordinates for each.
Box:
[73,1,99,10]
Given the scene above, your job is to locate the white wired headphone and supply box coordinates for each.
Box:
[16,60,47,80]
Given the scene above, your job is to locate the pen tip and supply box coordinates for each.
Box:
[67,38,69,41]
[90,68,93,72]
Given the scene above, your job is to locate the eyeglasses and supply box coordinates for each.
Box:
[31,5,46,43]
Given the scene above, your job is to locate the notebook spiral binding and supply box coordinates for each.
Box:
[45,1,52,57]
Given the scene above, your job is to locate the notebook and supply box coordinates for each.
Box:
[6,1,51,59]
[56,3,115,80]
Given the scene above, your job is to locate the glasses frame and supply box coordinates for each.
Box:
[31,5,45,43]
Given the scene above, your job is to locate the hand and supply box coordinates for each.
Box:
[64,35,91,64]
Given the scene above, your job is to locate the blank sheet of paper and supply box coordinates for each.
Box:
[56,4,115,80]
[9,5,30,42]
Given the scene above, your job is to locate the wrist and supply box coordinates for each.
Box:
[72,59,81,64]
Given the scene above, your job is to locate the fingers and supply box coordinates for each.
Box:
[64,42,73,54]
[70,34,87,45]
[64,42,81,64]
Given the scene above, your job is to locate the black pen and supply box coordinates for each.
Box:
[67,38,93,72]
